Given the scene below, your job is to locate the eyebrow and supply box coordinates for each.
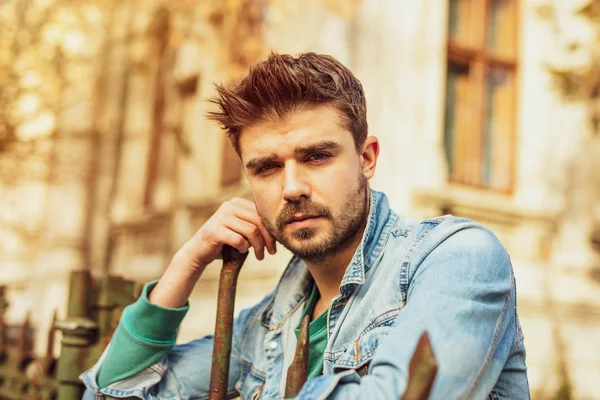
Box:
[245,153,278,170]
[294,140,341,156]
[244,140,341,170]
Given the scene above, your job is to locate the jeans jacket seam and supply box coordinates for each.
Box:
[399,223,438,303]
[463,272,514,399]
[363,214,399,276]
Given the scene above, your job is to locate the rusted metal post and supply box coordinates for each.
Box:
[284,314,310,398]
[18,311,31,367]
[0,286,7,361]
[400,332,437,400]
[55,270,98,400]
[208,246,248,400]
[41,310,57,375]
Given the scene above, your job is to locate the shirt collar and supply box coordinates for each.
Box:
[338,189,394,295]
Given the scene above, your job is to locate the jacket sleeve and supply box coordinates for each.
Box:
[297,224,525,400]
[80,280,257,400]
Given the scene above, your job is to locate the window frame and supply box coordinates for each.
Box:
[444,0,519,192]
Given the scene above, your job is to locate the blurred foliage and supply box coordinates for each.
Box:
[0,0,107,181]
[539,0,600,133]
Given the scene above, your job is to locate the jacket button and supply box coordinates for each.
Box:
[269,341,277,349]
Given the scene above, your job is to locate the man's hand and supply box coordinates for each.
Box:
[180,197,277,270]
[149,197,277,308]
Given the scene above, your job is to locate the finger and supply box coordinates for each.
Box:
[248,208,278,255]
[238,211,276,256]
[223,217,266,260]
[260,222,277,255]
[218,229,251,255]
[229,201,277,255]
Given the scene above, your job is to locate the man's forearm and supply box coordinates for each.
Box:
[148,251,205,308]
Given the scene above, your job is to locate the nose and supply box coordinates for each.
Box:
[282,161,311,202]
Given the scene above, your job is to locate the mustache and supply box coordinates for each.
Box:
[275,200,331,230]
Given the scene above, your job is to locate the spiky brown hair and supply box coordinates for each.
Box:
[207,52,368,155]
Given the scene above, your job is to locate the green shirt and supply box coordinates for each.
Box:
[293,283,329,378]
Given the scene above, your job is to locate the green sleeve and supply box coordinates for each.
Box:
[97,280,189,388]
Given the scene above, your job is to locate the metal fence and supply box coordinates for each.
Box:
[0,272,139,400]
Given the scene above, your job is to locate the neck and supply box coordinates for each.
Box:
[304,236,361,303]
[304,208,369,308]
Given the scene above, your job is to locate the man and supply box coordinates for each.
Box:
[80,52,529,399]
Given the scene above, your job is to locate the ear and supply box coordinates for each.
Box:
[360,136,379,180]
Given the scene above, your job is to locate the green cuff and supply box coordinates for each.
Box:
[125,280,189,343]
[97,280,190,388]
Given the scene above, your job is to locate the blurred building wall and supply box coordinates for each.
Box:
[0,0,599,398]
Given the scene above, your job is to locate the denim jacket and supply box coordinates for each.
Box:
[81,190,529,400]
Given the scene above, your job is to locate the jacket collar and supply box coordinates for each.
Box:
[260,189,396,329]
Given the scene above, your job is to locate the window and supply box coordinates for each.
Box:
[444,0,518,191]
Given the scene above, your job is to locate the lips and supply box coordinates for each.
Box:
[286,215,320,224]
[286,215,323,230]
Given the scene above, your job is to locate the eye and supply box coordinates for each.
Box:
[306,152,330,162]
[256,163,278,175]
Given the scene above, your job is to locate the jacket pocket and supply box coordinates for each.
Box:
[236,357,266,400]
[332,309,399,374]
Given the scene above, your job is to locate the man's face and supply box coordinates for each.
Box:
[239,104,372,262]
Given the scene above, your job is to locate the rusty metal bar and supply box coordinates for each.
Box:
[208,245,248,400]
[55,270,98,400]
[284,314,310,398]
[0,286,7,359]
[400,332,437,400]
[18,311,31,367]
[42,310,57,375]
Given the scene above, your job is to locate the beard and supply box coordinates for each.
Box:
[261,172,370,263]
